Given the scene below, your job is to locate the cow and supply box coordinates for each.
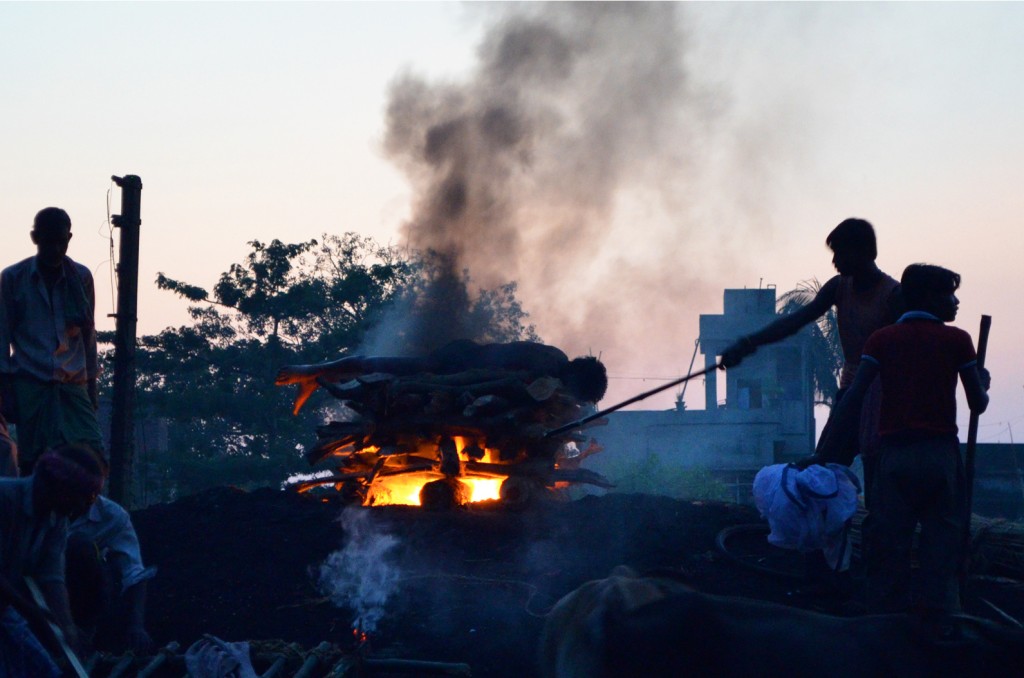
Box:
[539,567,1024,678]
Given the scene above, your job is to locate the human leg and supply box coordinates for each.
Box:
[917,439,964,614]
[11,376,63,474]
[57,382,104,457]
[866,443,919,613]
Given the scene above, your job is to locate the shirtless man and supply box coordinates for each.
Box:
[721,218,901,484]
[721,218,900,598]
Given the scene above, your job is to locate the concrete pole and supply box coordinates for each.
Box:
[108,175,142,506]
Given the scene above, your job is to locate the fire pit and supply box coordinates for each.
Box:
[277,350,613,507]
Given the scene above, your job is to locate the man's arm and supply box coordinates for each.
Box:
[721,276,839,367]
[814,360,878,464]
[960,365,990,414]
[96,505,156,651]
[0,269,14,376]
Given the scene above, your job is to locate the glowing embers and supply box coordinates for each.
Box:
[363,436,509,507]
[291,436,515,507]
[365,471,504,506]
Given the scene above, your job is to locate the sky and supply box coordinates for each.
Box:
[2,2,1023,444]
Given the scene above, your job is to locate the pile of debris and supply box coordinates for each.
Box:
[284,367,613,507]
[82,640,472,677]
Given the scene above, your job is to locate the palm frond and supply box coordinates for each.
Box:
[778,278,842,409]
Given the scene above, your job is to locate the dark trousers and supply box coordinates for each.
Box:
[866,436,964,614]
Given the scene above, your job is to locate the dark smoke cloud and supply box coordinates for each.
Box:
[378,3,776,400]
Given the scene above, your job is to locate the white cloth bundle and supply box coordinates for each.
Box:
[753,463,861,570]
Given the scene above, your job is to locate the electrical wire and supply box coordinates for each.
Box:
[107,181,118,311]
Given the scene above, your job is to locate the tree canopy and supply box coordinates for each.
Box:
[103,233,538,502]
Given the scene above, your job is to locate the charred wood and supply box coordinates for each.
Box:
[549,468,615,489]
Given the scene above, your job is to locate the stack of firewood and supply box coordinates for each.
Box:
[295,368,613,496]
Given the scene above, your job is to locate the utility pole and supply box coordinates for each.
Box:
[108,175,142,506]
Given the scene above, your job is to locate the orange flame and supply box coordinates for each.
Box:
[364,437,508,506]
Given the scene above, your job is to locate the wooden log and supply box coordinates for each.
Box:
[363,658,472,676]
[548,468,615,489]
[293,642,332,678]
[136,641,181,678]
[466,459,553,478]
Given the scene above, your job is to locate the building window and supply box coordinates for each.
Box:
[736,379,763,410]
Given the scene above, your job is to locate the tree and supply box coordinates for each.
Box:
[104,233,537,502]
[777,279,842,409]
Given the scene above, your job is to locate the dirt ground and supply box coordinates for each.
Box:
[128,488,1024,678]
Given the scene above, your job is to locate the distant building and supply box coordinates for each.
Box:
[586,287,816,503]
[968,443,1024,520]
[584,287,1024,516]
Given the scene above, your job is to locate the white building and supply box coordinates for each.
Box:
[585,287,817,502]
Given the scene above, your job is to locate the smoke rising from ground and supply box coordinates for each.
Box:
[381,3,780,399]
[318,508,401,633]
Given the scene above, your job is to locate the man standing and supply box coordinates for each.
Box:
[0,207,104,474]
[823,264,989,623]
[721,218,901,489]
[720,218,900,598]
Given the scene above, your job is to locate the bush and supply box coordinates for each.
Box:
[605,453,731,502]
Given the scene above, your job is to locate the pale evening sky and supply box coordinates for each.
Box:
[2,2,1022,443]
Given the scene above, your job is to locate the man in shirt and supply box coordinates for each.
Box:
[68,495,155,653]
[0,443,106,665]
[0,207,104,474]
[822,264,989,620]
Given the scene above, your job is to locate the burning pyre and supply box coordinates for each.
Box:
[280,361,612,507]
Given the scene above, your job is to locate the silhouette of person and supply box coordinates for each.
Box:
[721,218,900,493]
[824,264,989,620]
[721,218,901,600]
[0,208,104,474]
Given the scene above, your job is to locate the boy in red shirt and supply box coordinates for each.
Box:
[824,264,989,618]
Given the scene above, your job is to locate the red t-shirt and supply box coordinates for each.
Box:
[862,318,977,438]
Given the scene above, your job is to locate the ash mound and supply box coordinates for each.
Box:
[130,489,1023,677]
[134,490,766,676]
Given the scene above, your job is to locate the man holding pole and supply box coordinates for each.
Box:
[720,218,901,489]
[720,218,900,598]
[821,264,989,628]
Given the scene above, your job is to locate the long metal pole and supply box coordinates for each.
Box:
[108,175,142,506]
[960,314,991,606]
[544,363,721,438]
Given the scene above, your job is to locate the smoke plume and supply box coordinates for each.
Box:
[318,508,401,633]
[380,3,778,401]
